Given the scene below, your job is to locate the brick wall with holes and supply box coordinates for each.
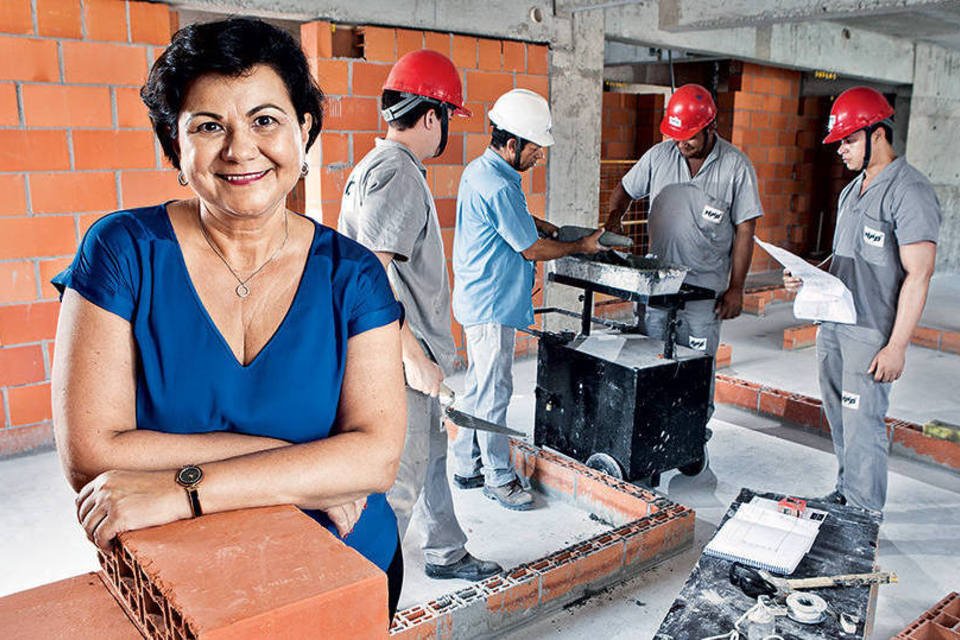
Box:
[727,63,821,273]
[0,0,189,456]
[299,21,550,360]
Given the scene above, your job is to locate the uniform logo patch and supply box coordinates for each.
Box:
[701,205,724,224]
[841,391,860,410]
[669,115,682,128]
[688,336,707,351]
[863,225,885,248]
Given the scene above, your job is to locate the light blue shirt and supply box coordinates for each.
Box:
[453,148,539,329]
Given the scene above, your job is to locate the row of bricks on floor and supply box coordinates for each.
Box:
[783,321,960,353]
[893,592,960,640]
[715,375,960,471]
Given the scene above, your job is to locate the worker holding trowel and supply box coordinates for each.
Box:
[785,87,940,513]
[451,89,618,510]
[604,83,764,417]
[339,50,501,581]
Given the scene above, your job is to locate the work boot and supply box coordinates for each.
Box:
[816,490,847,506]
[425,553,502,581]
[483,479,534,511]
[452,473,484,490]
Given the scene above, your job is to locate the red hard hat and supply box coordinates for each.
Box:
[382,49,471,117]
[822,87,894,144]
[660,84,717,140]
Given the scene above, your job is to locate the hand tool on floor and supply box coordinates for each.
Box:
[439,383,526,438]
[729,563,898,599]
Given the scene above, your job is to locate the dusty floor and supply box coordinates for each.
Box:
[1,274,958,638]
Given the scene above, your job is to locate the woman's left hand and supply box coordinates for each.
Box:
[76,469,191,549]
[325,497,367,538]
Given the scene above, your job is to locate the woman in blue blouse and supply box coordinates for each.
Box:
[50,18,407,618]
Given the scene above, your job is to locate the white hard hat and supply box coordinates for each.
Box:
[488,88,555,147]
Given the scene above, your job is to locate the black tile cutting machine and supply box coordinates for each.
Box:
[528,252,716,487]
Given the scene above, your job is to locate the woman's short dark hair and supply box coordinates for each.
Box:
[141,17,324,169]
[381,89,443,131]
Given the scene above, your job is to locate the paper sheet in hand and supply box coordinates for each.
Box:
[755,237,857,324]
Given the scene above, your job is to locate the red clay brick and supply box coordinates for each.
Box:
[321,132,350,165]
[759,388,788,416]
[430,164,463,199]
[78,212,107,237]
[781,396,823,430]
[0,344,46,386]
[0,261,38,304]
[451,35,478,69]
[8,381,53,426]
[128,0,173,45]
[538,556,577,604]
[527,193,545,217]
[714,376,760,410]
[424,133,464,166]
[0,0,33,35]
[38,257,72,298]
[515,74,548,98]
[84,0,128,42]
[450,101,486,133]
[941,331,960,355]
[0,82,18,126]
[321,165,351,202]
[396,29,424,57]
[424,31,450,57]
[312,59,349,95]
[113,505,389,639]
[502,40,525,72]
[715,342,732,369]
[485,572,539,614]
[0,36,59,82]
[63,42,149,85]
[0,422,54,455]
[362,26,396,62]
[576,475,650,520]
[22,84,113,128]
[533,455,577,496]
[0,572,142,640]
[300,21,333,59]
[910,326,942,350]
[465,70,515,103]
[119,169,191,209]
[73,130,156,170]
[893,425,960,471]
[0,302,59,347]
[36,0,82,38]
[0,215,76,260]
[477,38,502,71]
[0,174,27,216]
[115,86,151,128]
[435,198,456,227]
[576,541,625,583]
[782,323,817,350]
[352,61,392,97]
[465,133,488,160]
[324,96,380,131]
[527,44,548,75]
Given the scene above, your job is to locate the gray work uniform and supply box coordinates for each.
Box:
[818,157,940,513]
[622,137,763,415]
[339,138,468,566]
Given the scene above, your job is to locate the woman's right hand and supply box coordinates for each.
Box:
[783,270,803,293]
[325,497,367,537]
[403,354,443,398]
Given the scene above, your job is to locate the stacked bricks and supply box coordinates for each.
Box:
[390,438,695,639]
[98,505,389,639]
[715,373,960,473]
[741,283,796,315]
[727,63,822,274]
[894,593,960,640]
[0,505,390,639]
[300,22,550,364]
[600,92,639,160]
[0,0,190,456]
[715,342,732,369]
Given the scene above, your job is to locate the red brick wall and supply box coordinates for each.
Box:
[600,92,639,160]
[300,22,550,360]
[728,63,820,273]
[0,0,188,456]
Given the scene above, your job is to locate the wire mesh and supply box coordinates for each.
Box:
[599,160,648,255]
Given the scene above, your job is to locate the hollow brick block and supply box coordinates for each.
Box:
[782,323,817,350]
[36,0,82,38]
[104,505,389,640]
[84,0,128,42]
[0,572,142,640]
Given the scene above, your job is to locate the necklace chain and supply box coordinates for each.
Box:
[197,206,289,298]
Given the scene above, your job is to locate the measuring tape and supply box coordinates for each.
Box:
[785,592,828,624]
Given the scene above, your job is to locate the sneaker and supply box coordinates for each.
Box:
[425,553,503,581]
[452,473,485,490]
[483,479,534,511]
[816,490,847,506]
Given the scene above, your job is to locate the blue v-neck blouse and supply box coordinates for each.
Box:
[53,204,403,570]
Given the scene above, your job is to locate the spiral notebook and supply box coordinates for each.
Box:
[703,497,827,575]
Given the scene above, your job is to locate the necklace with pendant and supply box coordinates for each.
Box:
[197,206,289,298]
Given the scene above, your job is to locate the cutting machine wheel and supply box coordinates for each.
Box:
[585,452,625,480]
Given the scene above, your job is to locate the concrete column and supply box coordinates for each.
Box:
[906,43,960,273]
[543,9,605,331]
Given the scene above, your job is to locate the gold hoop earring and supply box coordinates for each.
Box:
[177,171,188,186]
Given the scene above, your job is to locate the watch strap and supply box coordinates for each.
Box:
[185,486,203,518]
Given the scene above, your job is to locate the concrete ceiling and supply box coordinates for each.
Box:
[830,4,960,51]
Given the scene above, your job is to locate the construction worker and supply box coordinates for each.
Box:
[786,87,940,513]
[604,83,763,417]
[339,49,501,580]
[451,89,608,510]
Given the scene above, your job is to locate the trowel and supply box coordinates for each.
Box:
[439,384,526,438]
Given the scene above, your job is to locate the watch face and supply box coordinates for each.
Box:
[177,465,203,486]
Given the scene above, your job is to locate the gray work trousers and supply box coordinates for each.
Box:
[817,322,892,513]
[644,298,721,418]
[386,387,468,566]
[451,323,518,488]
